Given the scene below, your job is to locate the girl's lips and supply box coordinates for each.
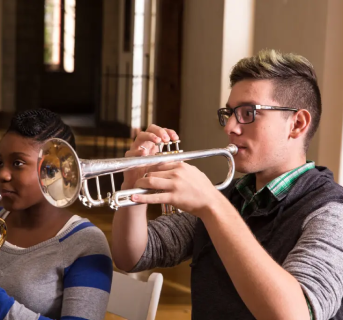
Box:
[1,190,17,197]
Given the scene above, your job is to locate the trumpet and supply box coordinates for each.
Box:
[0,218,7,249]
[37,138,238,215]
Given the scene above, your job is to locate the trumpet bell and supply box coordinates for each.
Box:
[37,139,82,208]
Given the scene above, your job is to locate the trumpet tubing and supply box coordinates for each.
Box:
[0,218,7,249]
[37,138,238,214]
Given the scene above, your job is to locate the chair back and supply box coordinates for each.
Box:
[107,271,163,320]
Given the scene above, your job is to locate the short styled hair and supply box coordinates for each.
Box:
[230,49,321,150]
[6,108,76,150]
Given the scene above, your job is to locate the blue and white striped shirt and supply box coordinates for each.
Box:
[0,212,113,320]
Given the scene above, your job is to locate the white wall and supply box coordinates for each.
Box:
[254,0,343,183]
[180,0,255,184]
[254,0,328,166]
[320,0,343,184]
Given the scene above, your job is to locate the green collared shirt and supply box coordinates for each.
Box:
[235,161,315,319]
[236,161,315,216]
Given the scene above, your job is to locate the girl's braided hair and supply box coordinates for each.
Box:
[6,108,76,150]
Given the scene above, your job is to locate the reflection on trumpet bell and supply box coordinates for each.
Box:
[0,218,7,249]
[37,140,82,208]
[37,138,238,214]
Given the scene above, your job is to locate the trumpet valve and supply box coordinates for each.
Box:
[155,140,183,155]
[174,140,180,151]
[156,142,164,153]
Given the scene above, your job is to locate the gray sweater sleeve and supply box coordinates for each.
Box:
[283,202,343,320]
[130,211,197,272]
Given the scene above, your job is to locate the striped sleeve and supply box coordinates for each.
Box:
[1,288,51,320]
[1,222,113,320]
[0,288,14,319]
[60,222,113,320]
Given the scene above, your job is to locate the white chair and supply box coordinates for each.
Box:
[107,271,163,320]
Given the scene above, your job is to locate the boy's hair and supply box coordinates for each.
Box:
[6,108,76,150]
[230,49,321,150]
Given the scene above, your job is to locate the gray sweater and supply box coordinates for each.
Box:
[132,167,343,320]
[0,214,113,320]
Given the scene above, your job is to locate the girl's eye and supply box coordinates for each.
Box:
[13,161,24,167]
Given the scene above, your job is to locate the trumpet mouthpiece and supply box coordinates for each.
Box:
[227,144,238,155]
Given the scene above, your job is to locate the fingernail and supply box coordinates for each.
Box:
[132,195,138,201]
[163,134,169,141]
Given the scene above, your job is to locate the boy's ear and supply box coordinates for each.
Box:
[289,109,311,139]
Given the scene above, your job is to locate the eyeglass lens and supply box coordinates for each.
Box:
[219,105,254,126]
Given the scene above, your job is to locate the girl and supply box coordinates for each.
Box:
[0,109,113,320]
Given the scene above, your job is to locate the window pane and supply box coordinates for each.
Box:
[44,0,61,67]
[44,0,75,72]
[131,0,145,129]
[64,0,76,72]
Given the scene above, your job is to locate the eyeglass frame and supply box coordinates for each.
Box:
[217,104,299,126]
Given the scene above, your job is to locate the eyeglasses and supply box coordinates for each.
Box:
[217,104,298,126]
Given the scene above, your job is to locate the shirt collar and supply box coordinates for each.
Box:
[236,161,315,202]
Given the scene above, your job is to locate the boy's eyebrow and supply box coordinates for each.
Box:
[225,102,259,108]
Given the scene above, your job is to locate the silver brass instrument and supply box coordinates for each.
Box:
[37,138,238,214]
[0,218,7,249]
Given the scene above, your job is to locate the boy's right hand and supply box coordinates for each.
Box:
[121,124,179,190]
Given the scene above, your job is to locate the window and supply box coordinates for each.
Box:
[131,0,156,131]
[44,0,76,72]
[131,0,145,130]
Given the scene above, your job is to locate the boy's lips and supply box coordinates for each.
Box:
[233,145,247,154]
[233,145,247,149]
